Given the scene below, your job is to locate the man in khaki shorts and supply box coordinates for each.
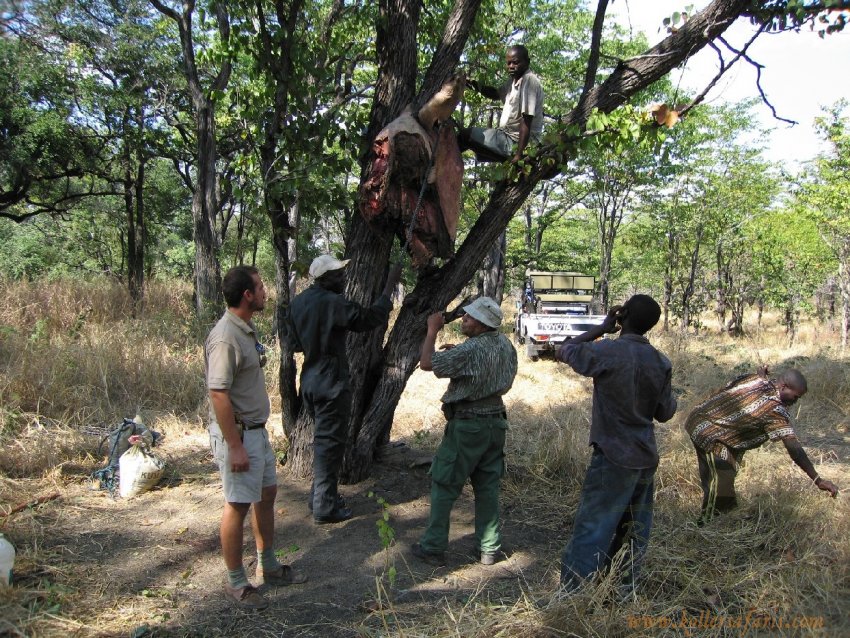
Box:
[206,265,306,609]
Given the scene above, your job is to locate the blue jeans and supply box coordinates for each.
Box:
[560,448,656,590]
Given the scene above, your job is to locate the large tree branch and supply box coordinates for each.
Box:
[415,0,483,109]
[210,2,232,93]
[570,0,750,124]
[575,0,609,116]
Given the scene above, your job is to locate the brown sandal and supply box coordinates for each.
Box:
[256,564,308,586]
[224,584,268,610]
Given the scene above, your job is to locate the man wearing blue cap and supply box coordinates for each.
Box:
[412,297,518,566]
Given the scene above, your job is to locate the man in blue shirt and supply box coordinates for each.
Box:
[555,295,677,593]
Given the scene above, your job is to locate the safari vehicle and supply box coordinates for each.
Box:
[514,271,606,360]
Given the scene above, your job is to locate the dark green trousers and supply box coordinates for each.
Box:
[419,415,507,554]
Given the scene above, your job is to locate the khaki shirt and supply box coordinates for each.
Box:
[205,310,270,434]
[498,70,544,141]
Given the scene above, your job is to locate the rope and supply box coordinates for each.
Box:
[91,418,138,498]
[399,121,444,261]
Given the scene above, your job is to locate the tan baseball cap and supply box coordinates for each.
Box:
[463,297,503,328]
[309,255,350,278]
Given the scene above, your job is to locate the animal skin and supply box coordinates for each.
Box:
[359,76,466,268]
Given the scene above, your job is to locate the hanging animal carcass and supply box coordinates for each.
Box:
[359,76,465,268]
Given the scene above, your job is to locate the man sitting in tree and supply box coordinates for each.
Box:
[461,44,544,163]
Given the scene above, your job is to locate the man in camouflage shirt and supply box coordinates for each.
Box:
[686,369,838,523]
[412,297,518,566]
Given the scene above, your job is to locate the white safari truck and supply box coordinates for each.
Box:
[514,271,606,360]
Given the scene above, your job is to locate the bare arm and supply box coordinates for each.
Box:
[419,312,444,371]
[512,113,534,162]
[783,438,838,497]
[210,389,250,472]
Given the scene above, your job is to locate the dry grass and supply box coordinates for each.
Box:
[385,307,850,638]
[0,282,848,637]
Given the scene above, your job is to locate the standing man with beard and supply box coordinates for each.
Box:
[686,368,839,524]
[206,266,306,610]
[287,255,402,524]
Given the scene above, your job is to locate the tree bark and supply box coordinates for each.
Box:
[480,231,506,302]
[838,244,850,348]
[680,225,703,333]
[123,107,146,314]
[150,0,231,322]
[300,0,755,482]
[192,101,224,321]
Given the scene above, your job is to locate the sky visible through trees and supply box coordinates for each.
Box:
[613,0,850,167]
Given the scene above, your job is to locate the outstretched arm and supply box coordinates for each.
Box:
[561,305,622,346]
[467,78,501,101]
[783,438,839,497]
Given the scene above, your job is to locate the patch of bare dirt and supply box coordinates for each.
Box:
[11,432,556,638]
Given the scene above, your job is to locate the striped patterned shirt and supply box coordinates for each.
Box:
[432,331,517,407]
[685,374,796,460]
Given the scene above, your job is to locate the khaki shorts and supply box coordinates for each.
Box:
[210,428,277,503]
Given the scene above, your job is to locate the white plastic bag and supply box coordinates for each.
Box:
[119,444,165,498]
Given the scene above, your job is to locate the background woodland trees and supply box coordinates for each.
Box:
[2,0,849,479]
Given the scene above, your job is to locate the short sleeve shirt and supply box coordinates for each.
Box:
[685,374,796,459]
[205,310,270,433]
[498,70,544,141]
[432,331,518,406]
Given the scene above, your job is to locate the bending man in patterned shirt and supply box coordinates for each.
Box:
[411,297,518,567]
[685,369,839,524]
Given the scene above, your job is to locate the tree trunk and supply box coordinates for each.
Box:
[480,231,506,302]
[343,179,538,483]
[715,245,728,332]
[123,107,146,315]
[287,0,756,482]
[150,0,230,323]
[129,158,146,312]
[681,225,703,333]
[271,196,300,435]
[192,103,223,321]
[838,245,850,348]
[663,232,673,332]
